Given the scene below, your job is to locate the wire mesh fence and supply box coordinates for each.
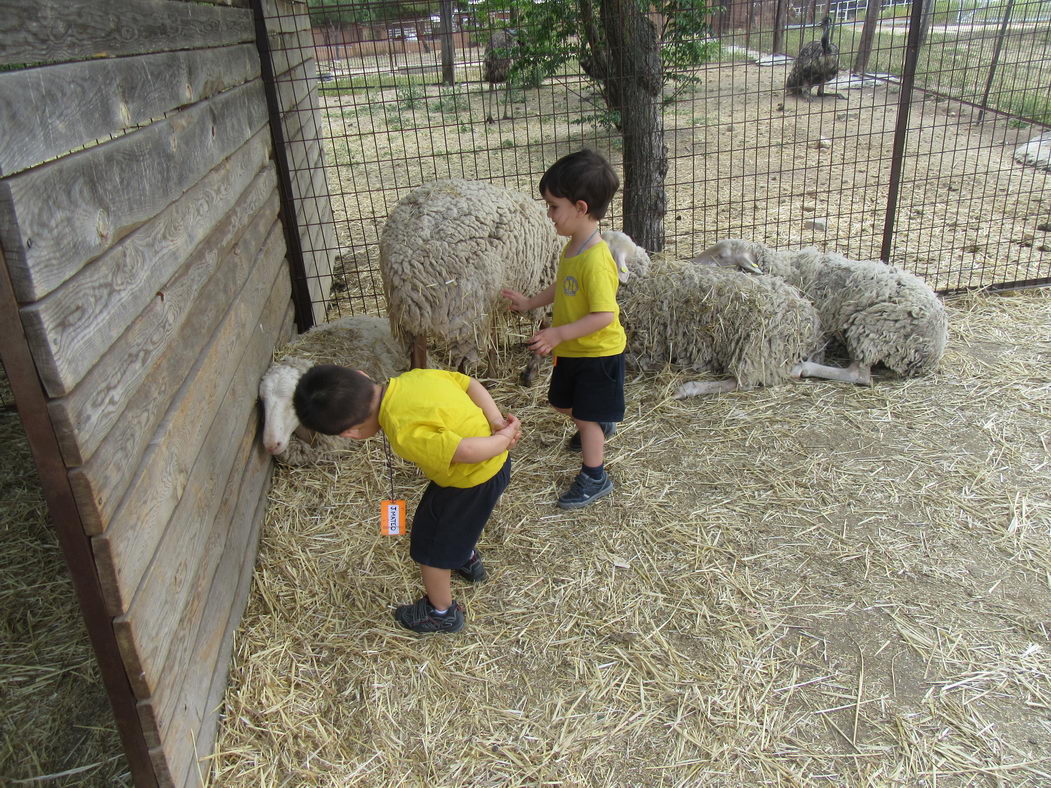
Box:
[266,0,1051,323]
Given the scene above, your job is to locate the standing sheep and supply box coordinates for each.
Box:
[604,232,822,396]
[259,315,405,465]
[695,239,948,385]
[379,178,561,385]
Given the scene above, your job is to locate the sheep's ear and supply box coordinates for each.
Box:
[614,249,632,284]
[738,256,762,275]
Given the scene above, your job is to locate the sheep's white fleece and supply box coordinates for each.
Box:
[379,179,561,373]
[259,315,405,465]
[621,254,820,389]
[702,239,948,377]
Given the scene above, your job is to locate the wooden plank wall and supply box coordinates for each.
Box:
[0,0,325,784]
[262,0,338,325]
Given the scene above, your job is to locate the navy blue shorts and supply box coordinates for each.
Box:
[409,454,511,569]
[548,354,625,423]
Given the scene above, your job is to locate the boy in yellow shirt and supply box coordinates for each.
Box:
[501,149,625,509]
[293,365,521,634]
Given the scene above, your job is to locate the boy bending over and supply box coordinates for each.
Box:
[294,365,521,634]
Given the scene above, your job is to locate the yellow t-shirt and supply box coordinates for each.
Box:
[551,240,627,357]
[378,369,507,488]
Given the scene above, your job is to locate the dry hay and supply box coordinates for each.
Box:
[0,403,129,784]
[210,286,1051,786]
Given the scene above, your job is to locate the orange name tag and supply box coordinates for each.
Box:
[380,499,406,535]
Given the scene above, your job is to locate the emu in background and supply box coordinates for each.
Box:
[785,16,845,100]
[483,29,514,123]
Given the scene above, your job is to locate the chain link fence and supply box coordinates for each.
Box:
[267,0,1051,323]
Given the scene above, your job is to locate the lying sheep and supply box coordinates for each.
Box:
[695,239,948,385]
[259,315,404,465]
[379,178,561,385]
[606,232,821,397]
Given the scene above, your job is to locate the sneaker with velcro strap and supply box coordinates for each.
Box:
[455,549,487,582]
[557,470,614,509]
[394,597,465,634]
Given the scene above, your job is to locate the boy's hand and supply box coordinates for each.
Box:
[527,326,562,356]
[501,288,529,313]
[495,414,522,449]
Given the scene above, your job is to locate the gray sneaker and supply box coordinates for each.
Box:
[567,421,617,452]
[557,471,614,509]
[455,549,487,582]
[394,597,465,633]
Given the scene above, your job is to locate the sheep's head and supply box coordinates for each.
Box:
[693,239,763,274]
[258,357,312,455]
[601,230,651,283]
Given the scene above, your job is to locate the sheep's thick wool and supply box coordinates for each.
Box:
[620,256,820,388]
[749,243,948,376]
[379,179,561,367]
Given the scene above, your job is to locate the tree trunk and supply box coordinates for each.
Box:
[600,0,667,253]
[439,0,455,85]
[853,0,883,74]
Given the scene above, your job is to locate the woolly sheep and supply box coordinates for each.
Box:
[606,232,821,397]
[259,315,405,465]
[695,239,948,385]
[379,179,561,385]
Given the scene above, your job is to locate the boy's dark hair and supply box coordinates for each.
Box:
[293,364,375,435]
[539,149,619,219]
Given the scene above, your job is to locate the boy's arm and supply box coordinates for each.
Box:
[501,283,556,312]
[452,378,522,463]
[452,415,521,463]
[526,311,614,356]
[465,377,504,431]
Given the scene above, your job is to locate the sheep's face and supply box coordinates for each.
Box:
[259,362,306,455]
[601,230,651,283]
[261,396,297,455]
[693,240,762,274]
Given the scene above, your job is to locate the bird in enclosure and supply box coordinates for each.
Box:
[785,16,845,100]
[483,29,515,123]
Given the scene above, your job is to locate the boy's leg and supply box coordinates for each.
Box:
[574,418,605,468]
[420,565,453,611]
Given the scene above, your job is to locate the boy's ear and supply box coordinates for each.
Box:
[574,199,589,215]
[340,425,362,439]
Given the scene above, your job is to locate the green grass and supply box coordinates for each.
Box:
[319,73,428,96]
[880,0,1051,24]
[718,21,1051,125]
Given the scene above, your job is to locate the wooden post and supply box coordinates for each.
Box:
[853,0,883,75]
[440,0,455,85]
[773,0,788,55]
[977,0,1017,122]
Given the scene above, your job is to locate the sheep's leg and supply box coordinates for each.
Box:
[795,360,872,386]
[674,379,740,399]
[410,334,428,370]
[520,353,541,387]
[519,315,549,387]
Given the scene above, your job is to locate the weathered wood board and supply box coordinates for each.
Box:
[90,222,288,617]
[0,79,268,303]
[0,45,261,178]
[109,229,289,698]
[64,176,281,538]
[0,0,254,67]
